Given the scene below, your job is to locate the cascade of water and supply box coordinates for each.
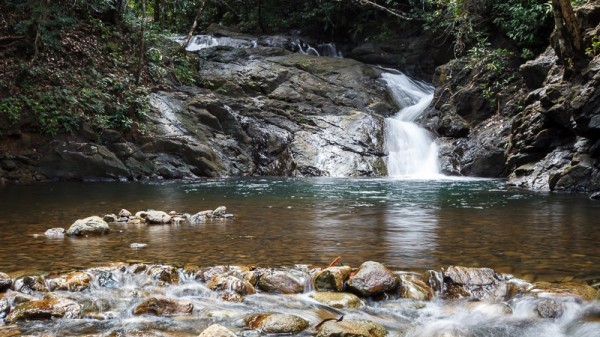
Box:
[382,72,440,177]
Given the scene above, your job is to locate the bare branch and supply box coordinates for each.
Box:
[354,0,413,21]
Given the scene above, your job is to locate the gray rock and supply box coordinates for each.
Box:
[245,313,309,334]
[313,266,353,292]
[0,298,9,319]
[44,227,65,238]
[14,275,49,294]
[346,261,399,297]
[139,210,171,224]
[103,214,118,223]
[317,320,388,337]
[66,216,110,236]
[118,209,132,217]
[0,272,13,292]
[213,206,227,216]
[257,270,306,294]
[133,296,193,316]
[310,292,362,308]
[198,324,237,337]
[189,210,213,223]
[536,299,563,318]
[439,266,508,301]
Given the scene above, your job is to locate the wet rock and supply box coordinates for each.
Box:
[244,312,309,334]
[97,271,119,288]
[57,271,93,292]
[66,216,110,236]
[146,265,179,285]
[346,261,399,297]
[317,319,388,337]
[396,273,434,301]
[44,227,65,238]
[133,296,193,316]
[466,301,513,315]
[439,266,508,301]
[139,210,172,224]
[536,299,563,318]
[213,206,227,216]
[5,293,81,323]
[189,210,214,223]
[14,275,49,294]
[529,281,600,301]
[310,292,362,309]
[207,274,255,296]
[198,324,237,337]
[103,214,118,223]
[0,272,12,292]
[196,266,233,282]
[119,209,132,217]
[313,266,353,292]
[257,270,305,294]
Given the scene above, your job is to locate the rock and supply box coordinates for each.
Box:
[0,272,12,292]
[130,243,147,249]
[396,273,434,301]
[310,292,362,308]
[53,271,93,292]
[213,206,227,216]
[196,265,232,282]
[439,266,508,301]
[133,296,193,316]
[519,48,557,89]
[207,274,255,296]
[14,275,49,294]
[244,313,309,334]
[189,210,214,223]
[118,209,132,217]
[317,320,388,337]
[44,227,65,238]
[66,216,110,236]
[536,299,563,318]
[528,281,599,301]
[103,214,118,223]
[139,210,171,224]
[146,265,179,285]
[591,192,600,200]
[0,298,9,319]
[257,270,305,294]
[198,324,237,337]
[5,293,81,323]
[313,266,353,292]
[346,261,399,297]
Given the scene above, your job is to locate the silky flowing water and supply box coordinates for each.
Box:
[0,178,599,337]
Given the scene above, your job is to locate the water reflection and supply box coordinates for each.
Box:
[0,178,598,280]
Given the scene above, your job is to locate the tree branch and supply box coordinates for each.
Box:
[354,0,413,21]
[179,0,207,52]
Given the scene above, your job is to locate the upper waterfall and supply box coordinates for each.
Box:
[382,72,440,178]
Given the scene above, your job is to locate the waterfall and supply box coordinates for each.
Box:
[382,72,440,177]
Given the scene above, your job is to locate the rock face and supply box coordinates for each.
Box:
[346,261,399,297]
[244,313,309,334]
[66,216,110,236]
[317,320,388,337]
[133,296,193,316]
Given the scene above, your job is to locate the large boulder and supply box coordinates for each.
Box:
[346,261,399,297]
[244,313,309,334]
[317,320,388,337]
[257,270,306,294]
[133,296,193,316]
[5,293,81,323]
[437,266,508,301]
[313,266,353,292]
[0,272,12,292]
[66,216,110,236]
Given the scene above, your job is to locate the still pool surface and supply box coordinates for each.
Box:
[0,177,598,281]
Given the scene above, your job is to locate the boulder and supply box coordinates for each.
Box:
[66,216,110,236]
[14,275,49,294]
[196,265,233,282]
[257,270,305,294]
[438,266,508,301]
[118,209,132,217]
[317,320,388,337]
[198,324,237,337]
[536,299,563,318]
[244,313,309,334]
[346,261,399,297]
[5,293,81,323]
[310,292,362,309]
[189,210,214,223]
[0,272,12,292]
[139,210,171,224]
[44,227,65,238]
[213,206,227,216]
[103,214,118,223]
[133,296,193,316]
[53,272,93,292]
[313,266,353,292]
[208,274,255,296]
[146,265,179,285]
[396,273,434,301]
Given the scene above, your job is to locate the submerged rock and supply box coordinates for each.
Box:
[244,312,309,334]
[317,319,388,337]
[5,293,81,323]
[14,275,49,294]
[133,296,193,316]
[66,216,110,236]
[0,272,12,292]
[44,227,65,238]
[310,292,362,309]
[198,324,237,337]
[257,269,306,294]
[313,266,353,292]
[346,261,399,297]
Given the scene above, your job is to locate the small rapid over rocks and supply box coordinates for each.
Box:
[383,73,439,177]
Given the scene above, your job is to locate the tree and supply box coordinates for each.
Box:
[135,0,147,84]
[550,0,584,70]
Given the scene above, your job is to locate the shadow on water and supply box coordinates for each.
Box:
[0,177,599,281]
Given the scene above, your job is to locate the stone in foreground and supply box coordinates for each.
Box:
[66,216,110,236]
[198,324,236,337]
[5,294,81,323]
[313,266,353,292]
[347,261,399,297]
[317,320,388,337]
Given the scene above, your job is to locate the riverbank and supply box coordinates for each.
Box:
[0,261,598,336]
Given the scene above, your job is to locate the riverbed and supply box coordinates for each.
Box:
[0,177,598,282]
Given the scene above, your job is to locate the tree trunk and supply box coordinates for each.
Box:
[550,0,583,70]
[135,0,146,85]
[153,0,160,25]
[179,0,206,52]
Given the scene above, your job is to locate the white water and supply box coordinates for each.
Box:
[383,72,440,178]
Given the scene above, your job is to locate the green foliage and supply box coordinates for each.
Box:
[466,40,516,104]
[492,0,552,55]
[586,37,600,57]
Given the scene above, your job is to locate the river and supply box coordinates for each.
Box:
[0,177,598,283]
